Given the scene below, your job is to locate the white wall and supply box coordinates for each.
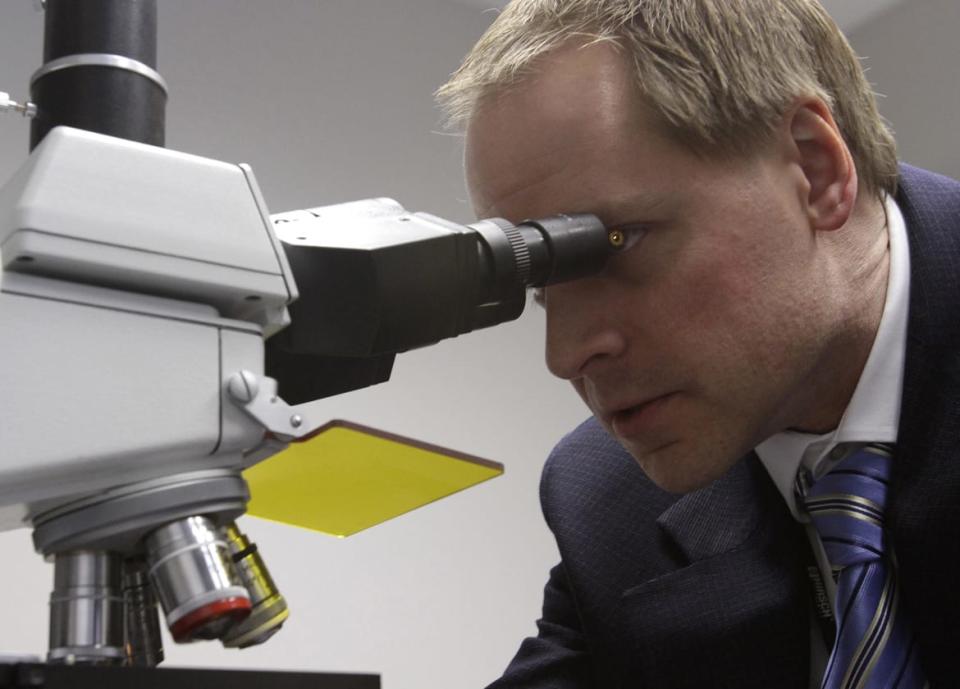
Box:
[847,0,960,180]
[0,2,956,689]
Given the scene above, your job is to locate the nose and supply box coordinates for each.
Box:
[544,278,626,380]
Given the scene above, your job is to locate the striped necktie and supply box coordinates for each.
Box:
[799,443,927,689]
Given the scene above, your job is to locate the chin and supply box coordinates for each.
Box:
[631,442,730,495]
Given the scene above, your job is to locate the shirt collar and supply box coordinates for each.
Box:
[755,195,910,519]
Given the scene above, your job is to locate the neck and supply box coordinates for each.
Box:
[791,193,891,434]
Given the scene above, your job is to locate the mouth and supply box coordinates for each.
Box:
[608,393,677,439]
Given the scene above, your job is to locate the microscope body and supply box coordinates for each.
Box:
[0,126,298,660]
[0,126,293,528]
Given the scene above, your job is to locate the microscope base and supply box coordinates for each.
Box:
[0,662,379,689]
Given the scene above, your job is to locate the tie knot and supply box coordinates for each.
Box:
[800,443,893,570]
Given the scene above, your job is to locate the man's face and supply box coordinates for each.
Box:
[465,42,845,493]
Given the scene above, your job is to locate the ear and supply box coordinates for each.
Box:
[787,100,858,232]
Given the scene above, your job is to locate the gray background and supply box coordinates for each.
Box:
[0,1,955,688]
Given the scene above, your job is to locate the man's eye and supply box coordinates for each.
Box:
[610,225,648,252]
[529,225,647,307]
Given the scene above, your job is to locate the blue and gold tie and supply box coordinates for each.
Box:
[799,444,927,689]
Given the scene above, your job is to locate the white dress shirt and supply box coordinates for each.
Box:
[754,194,910,686]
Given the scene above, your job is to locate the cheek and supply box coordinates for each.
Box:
[654,223,814,385]
[673,210,806,331]
[659,244,765,336]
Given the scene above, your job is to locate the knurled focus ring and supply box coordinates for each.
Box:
[501,225,531,285]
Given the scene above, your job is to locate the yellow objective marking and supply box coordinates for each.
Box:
[244,420,503,537]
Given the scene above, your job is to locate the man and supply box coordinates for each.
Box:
[437,1,960,687]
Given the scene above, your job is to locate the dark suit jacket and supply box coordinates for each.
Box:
[488,165,960,688]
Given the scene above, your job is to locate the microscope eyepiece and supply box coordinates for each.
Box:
[266,200,614,402]
[512,214,613,286]
[464,212,612,330]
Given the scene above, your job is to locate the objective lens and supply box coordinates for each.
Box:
[122,558,164,667]
[144,516,251,642]
[47,551,125,665]
[220,523,289,648]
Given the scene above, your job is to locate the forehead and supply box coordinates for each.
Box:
[464,41,679,221]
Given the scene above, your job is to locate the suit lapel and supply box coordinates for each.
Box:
[614,455,810,688]
[656,454,765,564]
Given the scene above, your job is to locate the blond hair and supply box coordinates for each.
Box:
[437,0,898,196]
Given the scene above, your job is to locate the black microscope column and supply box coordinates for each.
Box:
[30,0,165,149]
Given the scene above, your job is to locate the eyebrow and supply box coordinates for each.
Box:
[590,193,669,227]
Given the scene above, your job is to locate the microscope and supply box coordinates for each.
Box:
[0,1,616,686]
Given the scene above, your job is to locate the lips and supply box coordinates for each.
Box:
[608,393,676,439]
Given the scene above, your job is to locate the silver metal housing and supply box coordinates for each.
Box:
[145,517,250,642]
[221,524,289,648]
[0,127,297,532]
[121,559,164,667]
[47,551,125,664]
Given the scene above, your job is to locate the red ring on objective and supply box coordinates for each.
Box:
[170,596,252,642]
